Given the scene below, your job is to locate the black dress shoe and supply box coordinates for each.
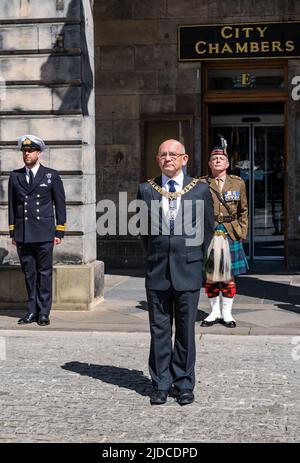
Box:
[150,390,168,405]
[37,314,50,326]
[17,313,37,324]
[221,319,236,328]
[201,317,221,327]
[177,389,194,406]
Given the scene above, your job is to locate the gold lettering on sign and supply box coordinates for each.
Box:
[208,43,220,54]
[195,41,206,54]
[241,27,254,38]
[261,41,270,52]
[272,41,284,52]
[191,26,297,58]
[241,74,250,86]
[250,42,260,52]
[286,40,295,51]
[221,43,233,54]
[236,42,248,53]
[257,26,268,37]
[221,26,233,39]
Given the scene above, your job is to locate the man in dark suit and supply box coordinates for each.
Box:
[137,139,214,405]
[8,134,66,326]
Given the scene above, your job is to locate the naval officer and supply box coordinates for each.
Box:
[8,135,66,326]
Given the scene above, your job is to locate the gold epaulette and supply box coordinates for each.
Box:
[147,177,200,200]
[229,174,243,180]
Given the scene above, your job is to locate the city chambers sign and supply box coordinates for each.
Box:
[178,22,300,61]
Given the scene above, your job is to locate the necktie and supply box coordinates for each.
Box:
[216,177,223,193]
[28,170,34,187]
[216,178,223,219]
[168,179,176,234]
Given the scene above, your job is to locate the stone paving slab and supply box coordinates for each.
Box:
[0,331,299,443]
[1,273,300,334]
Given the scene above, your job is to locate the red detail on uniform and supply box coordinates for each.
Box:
[205,282,220,298]
[211,149,225,156]
[220,281,236,298]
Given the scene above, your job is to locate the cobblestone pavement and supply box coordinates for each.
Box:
[0,330,299,443]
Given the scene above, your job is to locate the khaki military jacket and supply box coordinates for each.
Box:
[198,174,248,241]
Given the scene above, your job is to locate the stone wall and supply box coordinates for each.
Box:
[94,0,300,269]
[0,0,96,265]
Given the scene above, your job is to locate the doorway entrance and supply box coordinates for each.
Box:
[209,103,285,260]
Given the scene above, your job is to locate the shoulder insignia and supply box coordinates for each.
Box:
[229,175,243,181]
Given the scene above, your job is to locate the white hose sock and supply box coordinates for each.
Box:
[222,296,235,322]
[205,296,221,322]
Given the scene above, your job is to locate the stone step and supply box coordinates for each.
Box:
[0,202,96,234]
[0,115,83,141]
[0,0,81,21]
[0,55,81,81]
[0,146,95,173]
[0,86,81,112]
[0,24,80,51]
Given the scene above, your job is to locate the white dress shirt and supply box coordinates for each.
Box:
[161,170,184,219]
[25,162,40,184]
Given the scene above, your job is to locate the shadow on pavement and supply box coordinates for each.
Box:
[0,310,25,319]
[62,361,153,396]
[236,276,300,310]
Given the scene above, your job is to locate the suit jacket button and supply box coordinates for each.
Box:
[37,217,40,220]
[24,202,28,205]
[25,217,28,220]
[36,209,39,212]
[25,210,28,213]
[36,202,39,205]
[37,195,40,198]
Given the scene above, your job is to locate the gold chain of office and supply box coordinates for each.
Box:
[147,178,200,200]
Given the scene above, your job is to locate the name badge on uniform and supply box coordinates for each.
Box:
[40,183,48,187]
[224,190,240,202]
[46,173,52,184]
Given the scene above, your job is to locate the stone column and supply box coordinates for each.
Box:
[0,0,104,310]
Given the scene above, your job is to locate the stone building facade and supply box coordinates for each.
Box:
[94,0,300,270]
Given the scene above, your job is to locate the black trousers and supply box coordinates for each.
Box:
[146,287,200,391]
[17,241,54,316]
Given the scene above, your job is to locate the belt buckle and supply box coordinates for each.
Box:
[217,213,223,223]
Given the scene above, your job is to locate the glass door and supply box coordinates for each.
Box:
[252,126,284,259]
[210,116,285,260]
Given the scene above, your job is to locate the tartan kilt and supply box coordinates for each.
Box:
[216,224,248,276]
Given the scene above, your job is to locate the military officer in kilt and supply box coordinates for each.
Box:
[8,135,66,326]
[198,140,248,328]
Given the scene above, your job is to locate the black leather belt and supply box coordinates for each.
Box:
[214,214,236,223]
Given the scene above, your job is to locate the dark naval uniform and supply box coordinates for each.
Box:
[8,165,66,243]
[8,137,66,324]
